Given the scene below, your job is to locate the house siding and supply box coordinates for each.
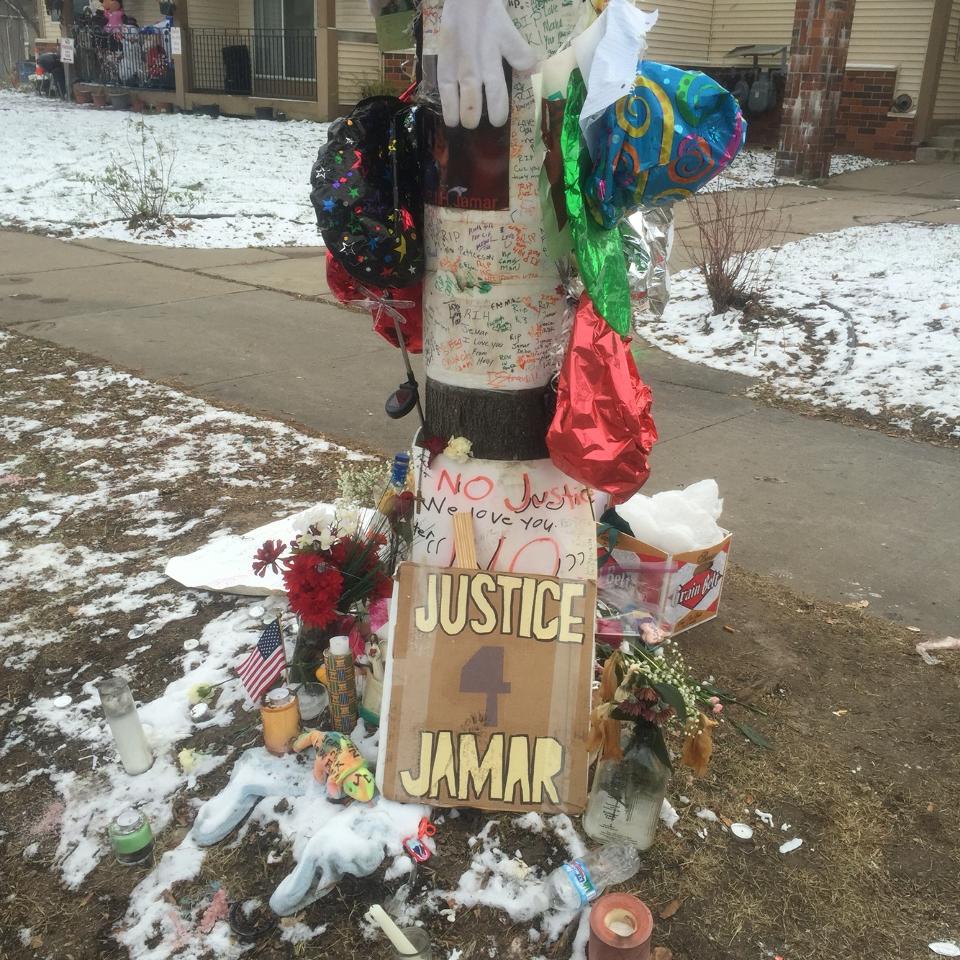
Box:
[643,0,713,66]
[189,0,240,30]
[336,0,374,34]
[706,0,794,63]
[338,38,380,103]
[846,0,935,99]
[933,0,960,119]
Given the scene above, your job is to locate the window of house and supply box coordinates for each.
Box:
[253,0,315,80]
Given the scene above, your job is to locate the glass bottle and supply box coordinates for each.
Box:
[96,676,154,775]
[582,722,670,849]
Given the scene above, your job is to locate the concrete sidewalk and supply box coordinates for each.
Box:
[2,164,959,635]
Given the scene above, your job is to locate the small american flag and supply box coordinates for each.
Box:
[237,618,286,703]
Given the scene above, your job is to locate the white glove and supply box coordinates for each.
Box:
[437,0,537,129]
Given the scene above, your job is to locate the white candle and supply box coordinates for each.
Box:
[365,905,417,955]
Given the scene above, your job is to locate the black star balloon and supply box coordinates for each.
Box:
[309,96,424,288]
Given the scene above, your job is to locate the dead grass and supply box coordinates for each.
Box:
[2,333,959,960]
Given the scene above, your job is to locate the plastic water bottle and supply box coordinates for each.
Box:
[546,843,641,910]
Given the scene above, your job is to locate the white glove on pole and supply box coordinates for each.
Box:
[437,0,537,128]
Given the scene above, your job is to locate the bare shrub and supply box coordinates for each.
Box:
[680,186,788,315]
[88,118,196,229]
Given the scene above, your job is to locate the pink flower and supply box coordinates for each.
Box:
[368,597,390,635]
[712,703,724,715]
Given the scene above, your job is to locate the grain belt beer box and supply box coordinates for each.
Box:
[597,526,733,637]
[378,562,596,813]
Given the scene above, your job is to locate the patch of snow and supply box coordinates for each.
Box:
[641,223,960,437]
[0,89,329,248]
[705,147,885,192]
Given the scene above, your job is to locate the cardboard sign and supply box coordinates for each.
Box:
[597,529,733,638]
[59,37,74,63]
[170,27,182,55]
[413,454,598,581]
[378,563,596,813]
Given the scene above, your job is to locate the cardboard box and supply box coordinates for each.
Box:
[597,527,733,638]
[378,562,596,813]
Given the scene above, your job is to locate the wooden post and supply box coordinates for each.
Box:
[60,0,72,98]
[171,0,189,110]
[914,0,954,144]
[315,0,337,120]
[414,0,597,583]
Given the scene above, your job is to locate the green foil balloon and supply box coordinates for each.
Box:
[561,70,632,337]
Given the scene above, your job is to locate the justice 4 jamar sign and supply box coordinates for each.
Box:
[378,563,596,813]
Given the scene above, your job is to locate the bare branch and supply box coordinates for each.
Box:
[679,186,789,316]
[1,0,41,35]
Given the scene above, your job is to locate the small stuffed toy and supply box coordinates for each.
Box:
[292,730,376,803]
[102,0,124,33]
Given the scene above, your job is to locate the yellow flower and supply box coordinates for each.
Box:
[444,436,472,464]
[187,682,214,705]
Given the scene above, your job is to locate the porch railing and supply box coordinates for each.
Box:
[73,24,175,89]
[187,27,317,101]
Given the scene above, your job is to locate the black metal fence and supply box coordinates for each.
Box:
[73,24,175,89]
[188,27,316,101]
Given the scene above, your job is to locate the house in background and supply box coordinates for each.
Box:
[642,0,960,160]
[29,0,406,119]
[24,0,960,159]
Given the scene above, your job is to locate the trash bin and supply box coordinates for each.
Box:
[222,44,251,94]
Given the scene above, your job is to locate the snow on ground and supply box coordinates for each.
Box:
[0,89,329,248]
[0,89,884,248]
[706,147,885,191]
[639,222,960,438]
[0,332,590,959]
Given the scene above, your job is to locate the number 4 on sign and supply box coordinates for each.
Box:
[459,646,511,726]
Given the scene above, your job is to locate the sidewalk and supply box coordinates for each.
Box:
[2,164,959,634]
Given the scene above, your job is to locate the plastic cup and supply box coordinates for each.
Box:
[391,927,432,959]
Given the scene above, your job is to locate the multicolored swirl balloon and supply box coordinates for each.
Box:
[585,61,747,228]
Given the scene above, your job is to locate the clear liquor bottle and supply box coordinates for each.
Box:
[582,722,670,850]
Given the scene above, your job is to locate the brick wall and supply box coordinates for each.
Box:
[382,52,413,93]
[833,69,916,160]
[776,0,857,179]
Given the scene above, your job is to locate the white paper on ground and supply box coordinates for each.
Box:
[164,503,374,596]
[575,0,659,158]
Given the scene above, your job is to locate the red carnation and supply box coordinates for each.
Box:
[282,553,344,629]
[416,433,447,466]
[252,539,286,577]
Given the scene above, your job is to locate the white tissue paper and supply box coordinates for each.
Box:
[575,0,659,158]
[616,479,725,555]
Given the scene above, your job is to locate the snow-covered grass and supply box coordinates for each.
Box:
[0,89,885,249]
[0,89,329,247]
[640,222,960,439]
[706,147,885,192]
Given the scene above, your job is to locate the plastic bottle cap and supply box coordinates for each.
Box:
[115,809,143,832]
[329,636,350,656]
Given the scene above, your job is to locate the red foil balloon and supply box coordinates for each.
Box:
[325,252,423,353]
[547,293,657,502]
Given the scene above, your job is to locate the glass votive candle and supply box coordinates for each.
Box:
[391,927,432,960]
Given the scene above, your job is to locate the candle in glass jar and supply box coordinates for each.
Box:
[96,676,154,775]
[261,687,301,755]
